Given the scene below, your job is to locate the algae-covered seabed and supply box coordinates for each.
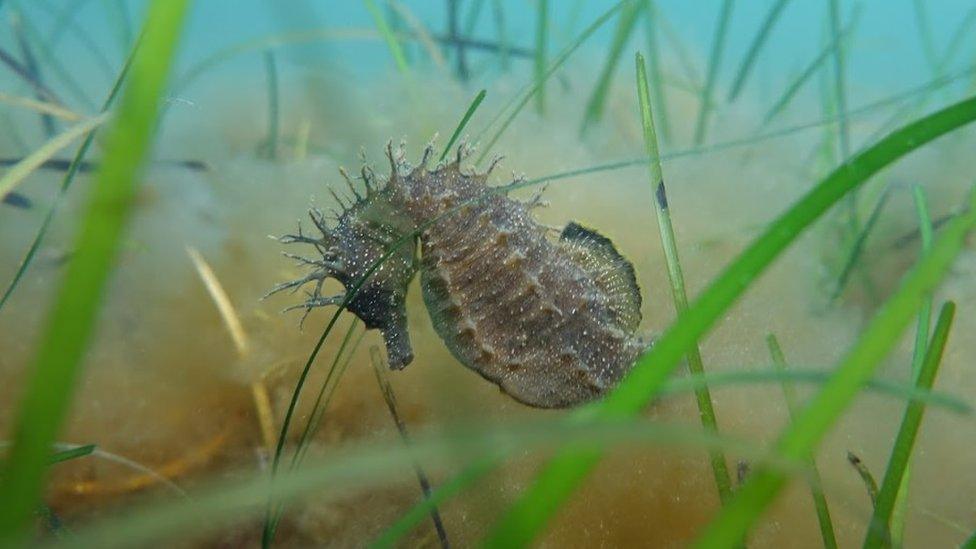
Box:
[1,1,975,547]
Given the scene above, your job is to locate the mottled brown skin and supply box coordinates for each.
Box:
[269,143,644,408]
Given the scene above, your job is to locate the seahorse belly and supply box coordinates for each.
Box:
[419,193,641,408]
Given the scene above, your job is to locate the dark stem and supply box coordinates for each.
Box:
[0,45,63,105]
[371,348,450,549]
[0,157,208,173]
[12,15,56,137]
[447,0,468,81]
[430,32,531,58]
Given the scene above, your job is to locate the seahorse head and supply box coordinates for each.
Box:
[265,146,420,369]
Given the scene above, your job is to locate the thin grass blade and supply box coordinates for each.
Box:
[490,0,510,70]
[475,1,627,163]
[370,347,449,549]
[864,301,956,548]
[0,26,143,313]
[761,9,859,126]
[47,444,95,464]
[533,0,548,114]
[829,182,894,302]
[848,451,880,506]
[439,89,486,162]
[767,334,838,549]
[890,185,936,543]
[691,0,734,145]
[579,0,641,134]
[695,191,976,547]
[637,51,732,504]
[0,0,190,539]
[0,91,83,121]
[641,0,670,142]
[727,0,792,102]
[0,113,108,201]
[261,50,279,160]
[483,94,976,548]
[364,0,409,74]
[10,10,56,136]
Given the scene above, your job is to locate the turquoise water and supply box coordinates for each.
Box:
[39,1,976,92]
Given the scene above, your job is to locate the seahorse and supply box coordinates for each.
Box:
[267,142,645,408]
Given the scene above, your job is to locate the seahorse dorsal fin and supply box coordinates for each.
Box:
[559,222,642,332]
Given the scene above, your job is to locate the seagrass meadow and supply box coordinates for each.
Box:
[1,0,976,547]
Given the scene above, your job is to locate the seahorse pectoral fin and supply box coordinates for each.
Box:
[559,221,643,332]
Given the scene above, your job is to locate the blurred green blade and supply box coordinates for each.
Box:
[534,0,548,114]
[475,1,627,163]
[483,93,976,547]
[697,195,976,546]
[691,0,734,145]
[579,0,641,134]
[0,26,142,312]
[0,0,191,540]
[364,0,409,74]
[56,418,782,549]
[47,443,96,465]
[727,0,793,101]
[0,114,108,201]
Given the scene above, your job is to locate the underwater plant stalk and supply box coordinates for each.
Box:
[262,50,279,160]
[0,113,109,202]
[475,1,627,163]
[829,182,894,302]
[888,185,935,545]
[10,11,56,137]
[579,0,641,135]
[7,4,96,110]
[0,91,83,121]
[447,0,467,80]
[692,0,733,145]
[727,0,793,102]
[439,88,486,162]
[696,191,976,547]
[911,0,938,73]
[483,93,976,549]
[263,320,364,542]
[490,0,510,70]
[377,364,967,546]
[847,452,880,506]
[0,24,142,312]
[370,348,450,549]
[0,0,190,539]
[641,0,670,142]
[827,0,858,237]
[636,52,733,505]
[0,44,62,105]
[364,0,410,75]
[760,9,858,127]
[864,301,956,548]
[767,334,838,549]
[534,0,548,114]
[37,0,116,80]
[102,0,134,55]
[48,444,96,464]
[185,246,277,452]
